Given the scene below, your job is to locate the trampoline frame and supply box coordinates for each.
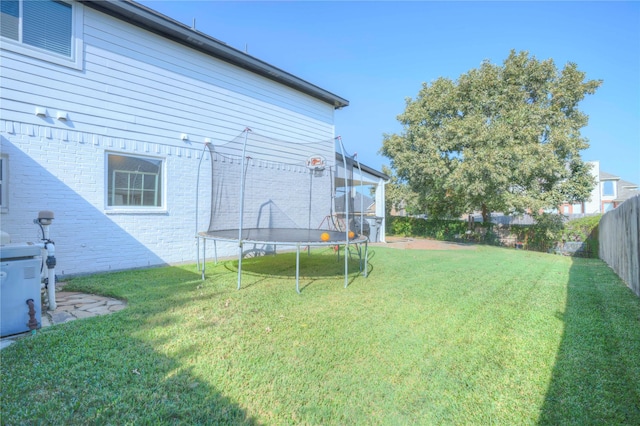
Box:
[196,229,368,293]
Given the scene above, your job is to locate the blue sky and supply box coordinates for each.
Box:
[138,1,640,184]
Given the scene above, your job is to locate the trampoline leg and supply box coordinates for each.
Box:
[296,244,301,294]
[356,244,365,273]
[196,237,200,271]
[237,243,243,290]
[214,240,218,264]
[201,238,206,280]
[344,243,349,288]
[363,241,369,278]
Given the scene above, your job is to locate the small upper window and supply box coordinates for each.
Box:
[603,181,615,197]
[107,154,164,209]
[1,0,81,68]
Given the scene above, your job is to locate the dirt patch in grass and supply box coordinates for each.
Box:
[373,236,477,250]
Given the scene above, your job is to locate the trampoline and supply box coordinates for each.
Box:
[195,129,369,293]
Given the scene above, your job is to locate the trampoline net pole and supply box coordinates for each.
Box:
[195,142,211,272]
[238,129,250,243]
[337,137,350,288]
[237,129,250,290]
[355,155,364,236]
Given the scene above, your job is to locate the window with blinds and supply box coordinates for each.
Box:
[1,0,74,58]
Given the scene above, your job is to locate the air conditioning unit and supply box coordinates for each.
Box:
[0,243,42,337]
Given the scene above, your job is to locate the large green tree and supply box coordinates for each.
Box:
[381,50,601,222]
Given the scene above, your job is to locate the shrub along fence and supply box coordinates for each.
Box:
[555,214,601,258]
[599,194,640,297]
[387,214,600,258]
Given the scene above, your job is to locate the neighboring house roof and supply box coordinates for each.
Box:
[600,171,620,180]
[597,165,638,203]
[616,179,639,203]
[80,0,349,109]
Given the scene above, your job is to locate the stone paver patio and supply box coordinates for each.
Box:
[0,287,126,350]
[45,291,126,325]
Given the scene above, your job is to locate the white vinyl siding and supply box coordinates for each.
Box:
[0,6,335,163]
[80,11,335,159]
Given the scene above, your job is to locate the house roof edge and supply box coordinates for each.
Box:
[335,153,390,181]
[80,0,349,109]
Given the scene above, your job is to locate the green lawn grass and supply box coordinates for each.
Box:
[2,246,640,424]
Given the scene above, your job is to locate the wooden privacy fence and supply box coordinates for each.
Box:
[599,194,640,297]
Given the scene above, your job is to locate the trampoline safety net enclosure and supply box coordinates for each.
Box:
[196,129,368,293]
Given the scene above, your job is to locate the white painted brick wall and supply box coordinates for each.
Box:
[1,124,213,277]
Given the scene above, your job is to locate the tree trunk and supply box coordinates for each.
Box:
[482,203,490,224]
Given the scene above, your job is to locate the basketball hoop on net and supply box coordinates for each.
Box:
[306,154,326,177]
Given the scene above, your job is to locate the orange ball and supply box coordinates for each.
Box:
[320,232,330,242]
[348,231,355,239]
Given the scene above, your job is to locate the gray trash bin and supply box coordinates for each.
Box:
[1,243,42,337]
[365,217,383,242]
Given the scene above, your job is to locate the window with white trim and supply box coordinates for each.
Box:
[1,0,82,69]
[0,156,7,212]
[107,154,164,209]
